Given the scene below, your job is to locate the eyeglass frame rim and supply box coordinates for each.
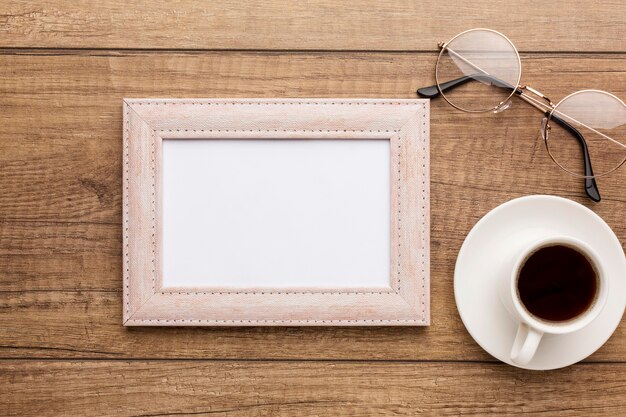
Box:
[435,27,522,114]
[544,89,626,179]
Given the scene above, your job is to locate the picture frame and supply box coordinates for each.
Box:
[123,98,430,326]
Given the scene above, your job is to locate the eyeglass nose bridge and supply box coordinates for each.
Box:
[540,116,551,140]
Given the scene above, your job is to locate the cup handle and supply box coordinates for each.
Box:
[510,323,543,365]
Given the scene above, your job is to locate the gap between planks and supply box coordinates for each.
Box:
[0,357,625,365]
[2,48,626,56]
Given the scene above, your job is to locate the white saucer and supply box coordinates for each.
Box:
[454,195,626,370]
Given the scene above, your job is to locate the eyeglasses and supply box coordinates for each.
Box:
[417,28,625,202]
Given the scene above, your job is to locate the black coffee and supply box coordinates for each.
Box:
[517,244,597,322]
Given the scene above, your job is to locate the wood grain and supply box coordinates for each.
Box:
[0,52,624,361]
[2,361,626,416]
[1,1,625,52]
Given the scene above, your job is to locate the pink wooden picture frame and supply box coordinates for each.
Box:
[123,99,430,326]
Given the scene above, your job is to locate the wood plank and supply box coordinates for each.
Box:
[0,52,624,360]
[1,196,624,362]
[1,52,624,223]
[0,222,119,291]
[2,360,626,416]
[0,278,486,360]
[1,1,625,52]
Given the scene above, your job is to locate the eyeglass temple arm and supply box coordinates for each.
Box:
[548,113,601,202]
[514,86,601,202]
[417,75,601,202]
[416,74,520,98]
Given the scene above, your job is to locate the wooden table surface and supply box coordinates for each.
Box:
[1,1,625,416]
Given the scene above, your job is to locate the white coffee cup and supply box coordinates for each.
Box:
[499,235,608,366]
